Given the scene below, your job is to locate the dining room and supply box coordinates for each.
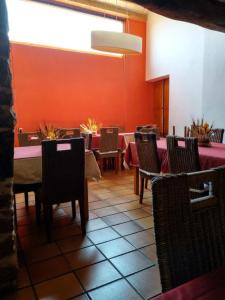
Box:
[1,0,225,300]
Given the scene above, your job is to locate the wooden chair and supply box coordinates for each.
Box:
[173,126,190,137]
[110,125,125,133]
[16,130,43,210]
[152,167,225,292]
[41,138,86,241]
[184,126,190,137]
[58,128,80,139]
[167,136,201,174]
[13,183,42,225]
[172,125,176,136]
[209,128,224,143]
[136,124,156,132]
[81,132,92,150]
[135,132,161,203]
[136,124,160,139]
[94,127,120,173]
[18,131,43,146]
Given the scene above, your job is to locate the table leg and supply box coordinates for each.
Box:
[134,166,139,195]
[84,178,89,220]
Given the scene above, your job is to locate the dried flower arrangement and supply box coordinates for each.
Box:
[80,118,102,134]
[190,118,213,146]
[39,123,60,140]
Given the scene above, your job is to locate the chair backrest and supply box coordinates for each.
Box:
[136,124,160,139]
[184,126,190,137]
[42,138,85,204]
[136,124,156,132]
[135,132,161,174]
[99,127,119,152]
[81,132,92,150]
[110,125,125,133]
[167,135,201,173]
[152,167,225,292]
[172,125,176,136]
[59,128,80,139]
[209,128,224,143]
[18,131,43,146]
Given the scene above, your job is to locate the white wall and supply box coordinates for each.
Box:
[202,30,225,131]
[146,12,225,137]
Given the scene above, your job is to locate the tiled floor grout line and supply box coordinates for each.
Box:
[90,248,147,300]
[13,171,161,300]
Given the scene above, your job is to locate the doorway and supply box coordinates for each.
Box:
[152,77,169,137]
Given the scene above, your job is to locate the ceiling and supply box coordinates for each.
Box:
[47,0,225,32]
[128,0,225,33]
[55,0,148,20]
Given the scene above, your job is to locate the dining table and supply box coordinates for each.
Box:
[156,266,225,299]
[14,145,101,220]
[124,138,225,194]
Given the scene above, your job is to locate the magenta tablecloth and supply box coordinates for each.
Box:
[156,266,225,300]
[125,138,225,172]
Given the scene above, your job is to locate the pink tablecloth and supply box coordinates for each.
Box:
[14,146,101,184]
[125,138,225,172]
[157,266,225,300]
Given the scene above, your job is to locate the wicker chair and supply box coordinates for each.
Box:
[58,128,80,139]
[15,130,43,210]
[81,132,92,150]
[136,125,160,139]
[41,138,86,241]
[167,136,201,174]
[209,128,224,143]
[18,131,43,146]
[152,167,225,292]
[135,132,161,203]
[94,127,120,173]
[136,124,156,131]
[110,125,125,133]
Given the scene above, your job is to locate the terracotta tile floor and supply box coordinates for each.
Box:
[4,170,162,300]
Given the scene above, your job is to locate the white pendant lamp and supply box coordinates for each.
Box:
[91,30,142,55]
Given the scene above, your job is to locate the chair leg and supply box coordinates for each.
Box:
[34,189,41,225]
[72,200,76,219]
[24,191,29,209]
[13,194,18,230]
[115,157,119,174]
[99,158,103,174]
[140,177,144,204]
[79,198,86,236]
[44,203,52,242]
[145,179,148,189]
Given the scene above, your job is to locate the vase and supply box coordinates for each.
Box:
[197,135,210,147]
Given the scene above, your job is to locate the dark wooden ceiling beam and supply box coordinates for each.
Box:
[129,0,225,32]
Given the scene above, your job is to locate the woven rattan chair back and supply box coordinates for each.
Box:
[42,138,86,240]
[135,132,160,175]
[81,132,92,150]
[99,127,119,153]
[136,125,160,139]
[136,124,156,132]
[167,136,201,174]
[18,131,43,146]
[152,167,225,292]
[209,128,224,143]
[110,125,125,133]
[59,128,80,139]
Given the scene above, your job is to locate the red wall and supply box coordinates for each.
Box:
[11,19,153,139]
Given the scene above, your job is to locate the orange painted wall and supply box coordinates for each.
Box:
[11,18,153,139]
